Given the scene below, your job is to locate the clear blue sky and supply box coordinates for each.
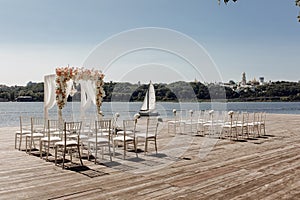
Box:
[0,0,299,85]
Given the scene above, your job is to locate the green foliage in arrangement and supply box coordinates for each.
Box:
[2,80,300,102]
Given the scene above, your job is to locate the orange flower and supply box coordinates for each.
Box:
[56,68,62,76]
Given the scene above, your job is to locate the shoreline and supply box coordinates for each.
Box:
[2,99,300,103]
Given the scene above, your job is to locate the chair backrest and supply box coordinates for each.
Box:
[112,113,121,132]
[95,119,111,138]
[63,122,82,144]
[197,110,205,123]
[215,111,224,123]
[202,110,210,123]
[47,119,62,138]
[189,110,199,123]
[222,111,229,123]
[31,117,45,135]
[233,112,239,126]
[208,110,214,123]
[122,119,137,138]
[252,112,260,123]
[20,116,31,133]
[47,119,60,131]
[82,114,96,132]
[260,112,266,123]
[146,117,159,137]
[242,112,249,125]
[172,109,184,122]
[227,111,238,127]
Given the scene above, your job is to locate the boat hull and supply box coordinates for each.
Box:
[139,110,159,117]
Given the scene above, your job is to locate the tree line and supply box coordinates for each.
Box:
[220,0,300,22]
[1,80,300,102]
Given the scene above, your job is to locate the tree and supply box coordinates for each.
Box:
[219,0,300,22]
[297,0,300,22]
[218,0,237,5]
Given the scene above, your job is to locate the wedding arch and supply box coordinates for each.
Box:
[44,66,105,122]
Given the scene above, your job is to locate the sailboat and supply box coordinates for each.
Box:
[139,81,159,116]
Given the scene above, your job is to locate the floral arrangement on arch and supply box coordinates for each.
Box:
[55,66,105,115]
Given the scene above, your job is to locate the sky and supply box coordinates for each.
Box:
[0,0,299,86]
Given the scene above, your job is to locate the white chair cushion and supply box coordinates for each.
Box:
[16,130,31,134]
[55,140,78,146]
[88,137,109,143]
[41,136,61,142]
[26,133,44,137]
[136,133,155,138]
[113,135,134,141]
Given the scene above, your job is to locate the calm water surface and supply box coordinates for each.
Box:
[1,101,300,127]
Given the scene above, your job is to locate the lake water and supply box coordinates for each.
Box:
[1,101,300,127]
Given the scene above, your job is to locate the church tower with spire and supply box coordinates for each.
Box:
[241,72,247,85]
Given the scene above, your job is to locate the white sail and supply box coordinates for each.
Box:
[140,82,156,111]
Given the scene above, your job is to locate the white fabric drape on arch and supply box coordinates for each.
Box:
[44,75,97,121]
[79,80,96,120]
[44,74,56,120]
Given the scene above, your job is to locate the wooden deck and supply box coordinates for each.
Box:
[0,114,300,199]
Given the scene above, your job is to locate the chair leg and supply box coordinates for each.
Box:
[108,143,112,161]
[15,134,17,149]
[55,146,58,166]
[113,141,116,157]
[25,137,28,153]
[123,141,126,159]
[29,138,33,154]
[154,138,157,154]
[87,142,90,161]
[70,150,73,162]
[260,124,265,135]
[18,135,23,150]
[174,123,176,135]
[144,138,148,154]
[133,140,137,153]
[77,145,83,166]
[80,142,85,157]
[40,141,43,159]
[95,143,98,164]
[62,147,66,169]
[46,141,50,160]
[135,138,138,151]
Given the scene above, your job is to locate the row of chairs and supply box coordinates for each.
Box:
[15,117,83,169]
[88,116,160,162]
[167,110,266,140]
[15,115,161,169]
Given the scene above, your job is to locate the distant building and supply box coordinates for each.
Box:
[241,72,247,86]
[0,98,8,102]
[16,96,33,102]
[250,77,259,85]
[259,77,265,85]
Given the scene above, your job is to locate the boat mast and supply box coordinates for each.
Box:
[147,81,150,111]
